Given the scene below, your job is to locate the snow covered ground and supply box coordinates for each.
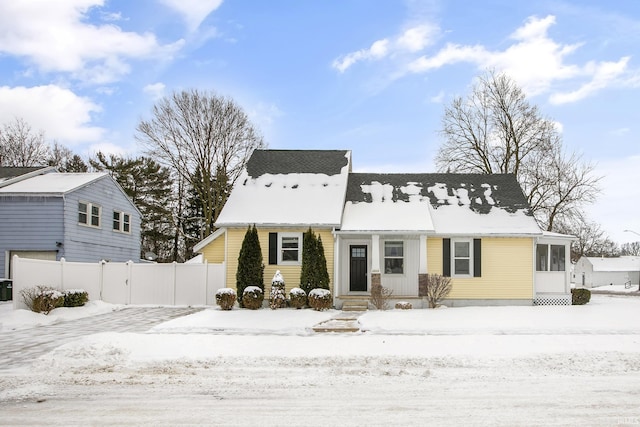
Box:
[1,295,639,426]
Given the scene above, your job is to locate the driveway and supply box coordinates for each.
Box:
[0,306,203,371]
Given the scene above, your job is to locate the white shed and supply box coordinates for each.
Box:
[573,256,640,288]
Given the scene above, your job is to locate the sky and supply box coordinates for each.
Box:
[0,0,639,244]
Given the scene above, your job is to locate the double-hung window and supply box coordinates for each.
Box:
[78,202,101,228]
[452,239,472,276]
[384,241,404,274]
[278,232,301,264]
[113,211,131,233]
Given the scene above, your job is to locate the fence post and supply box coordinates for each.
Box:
[127,260,132,305]
[204,259,209,305]
[173,261,177,306]
[60,257,66,291]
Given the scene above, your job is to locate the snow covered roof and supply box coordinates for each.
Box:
[215,150,351,227]
[341,173,541,235]
[0,172,109,195]
[586,256,640,272]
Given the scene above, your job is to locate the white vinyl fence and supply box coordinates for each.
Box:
[11,256,226,310]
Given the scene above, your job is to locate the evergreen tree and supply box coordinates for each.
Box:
[90,152,175,261]
[315,235,330,290]
[300,228,318,294]
[236,225,264,307]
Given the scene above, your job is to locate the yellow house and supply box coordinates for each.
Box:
[194,149,574,307]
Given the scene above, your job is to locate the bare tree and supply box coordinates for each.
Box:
[437,70,601,231]
[48,142,88,172]
[424,274,452,308]
[555,217,619,261]
[0,118,50,167]
[620,242,640,256]
[136,90,265,237]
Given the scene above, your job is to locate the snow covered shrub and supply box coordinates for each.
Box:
[395,301,412,310]
[242,286,264,310]
[425,274,452,308]
[216,288,237,310]
[289,287,307,309]
[308,288,332,311]
[63,289,89,307]
[571,288,591,305]
[370,282,393,310]
[21,286,64,315]
[269,270,286,310]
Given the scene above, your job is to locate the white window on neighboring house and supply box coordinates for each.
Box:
[384,241,404,274]
[113,211,131,233]
[278,232,302,264]
[78,201,101,228]
[453,239,472,276]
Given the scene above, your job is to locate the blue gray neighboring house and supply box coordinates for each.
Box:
[0,167,141,279]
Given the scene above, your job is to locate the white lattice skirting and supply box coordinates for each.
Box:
[534,294,572,306]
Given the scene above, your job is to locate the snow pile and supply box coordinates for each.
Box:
[0,300,119,331]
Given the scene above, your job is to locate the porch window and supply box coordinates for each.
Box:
[536,244,566,272]
[79,201,100,228]
[384,241,404,274]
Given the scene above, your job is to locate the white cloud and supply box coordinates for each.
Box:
[160,0,224,32]
[342,14,636,104]
[430,90,445,103]
[332,23,438,73]
[143,82,166,100]
[0,0,184,84]
[0,85,104,144]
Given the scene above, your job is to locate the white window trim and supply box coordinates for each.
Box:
[536,243,566,272]
[112,210,131,234]
[382,240,405,276]
[278,232,302,265]
[78,201,101,229]
[451,238,473,278]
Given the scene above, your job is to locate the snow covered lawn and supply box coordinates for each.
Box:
[1,295,639,426]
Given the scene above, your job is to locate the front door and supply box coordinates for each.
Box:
[349,245,367,292]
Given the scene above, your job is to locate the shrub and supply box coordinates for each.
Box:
[269,270,287,310]
[216,288,237,310]
[63,289,89,307]
[308,288,332,311]
[395,301,412,310]
[289,287,307,309]
[21,286,64,315]
[242,286,264,310]
[236,225,264,307]
[370,282,393,310]
[425,274,452,308]
[571,288,591,305]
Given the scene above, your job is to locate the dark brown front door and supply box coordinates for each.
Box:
[349,245,367,292]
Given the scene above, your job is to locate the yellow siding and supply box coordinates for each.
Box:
[200,233,226,263]
[224,227,335,294]
[427,237,534,299]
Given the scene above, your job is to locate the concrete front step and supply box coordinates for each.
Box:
[341,300,369,312]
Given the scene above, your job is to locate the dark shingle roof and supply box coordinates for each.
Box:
[246,150,350,178]
[0,167,46,179]
[346,173,531,214]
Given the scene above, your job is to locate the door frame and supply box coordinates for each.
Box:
[349,244,368,292]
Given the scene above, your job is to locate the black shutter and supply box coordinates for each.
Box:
[443,238,451,277]
[268,232,278,265]
[473,238,481,277]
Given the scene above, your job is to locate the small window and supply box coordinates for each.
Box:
[384,241,404,274]
[536,244,548,271]
[79,202,100,228]
[550,245,565,272]
[113,210,131,233]
[278,233,301,264]
[453,240,471,275]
